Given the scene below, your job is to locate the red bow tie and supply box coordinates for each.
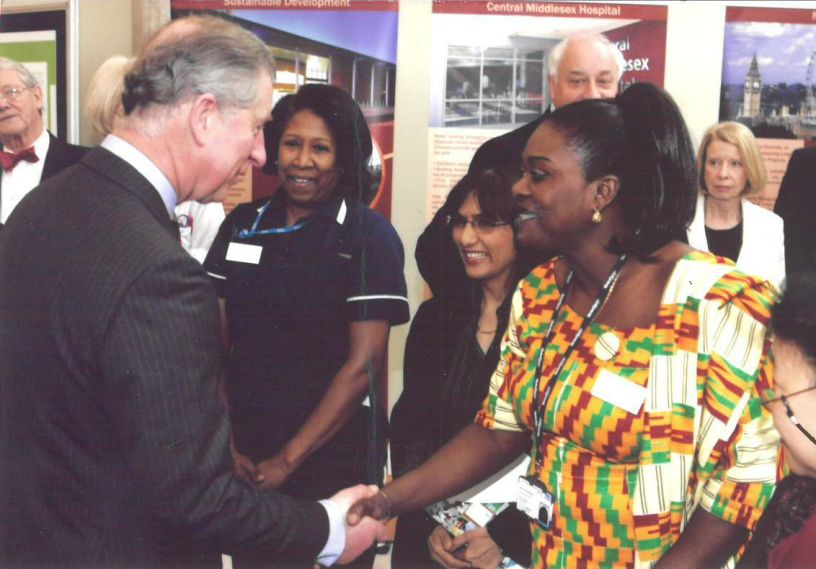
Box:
[0,146,39,172]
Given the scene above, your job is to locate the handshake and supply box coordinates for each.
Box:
[328,485,392,565]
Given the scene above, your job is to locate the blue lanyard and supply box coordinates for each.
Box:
[236,199,310,239]
[531,254,627,474]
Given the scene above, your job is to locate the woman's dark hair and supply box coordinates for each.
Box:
[541,82,697,259]
[263,84,373,201]
[773,273,816,376]
[441,166,540,286]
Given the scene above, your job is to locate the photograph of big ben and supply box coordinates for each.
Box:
[720,8,816,141]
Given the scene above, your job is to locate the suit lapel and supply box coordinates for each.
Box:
[41,133,63,180]
[80,147,176,234]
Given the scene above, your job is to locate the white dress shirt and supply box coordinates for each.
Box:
[1,128,50,223]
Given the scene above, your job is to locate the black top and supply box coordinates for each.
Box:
[390,289,531,567]
[705,222,743,263]
[204,191,409,458]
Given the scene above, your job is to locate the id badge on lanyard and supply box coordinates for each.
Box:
[516,475,554,529]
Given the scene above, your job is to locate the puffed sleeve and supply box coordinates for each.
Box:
[475,284,526,433]
[344,209,409,325]
[697,276,780,530]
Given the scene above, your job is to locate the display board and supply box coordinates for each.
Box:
[719,5,816,210]
[171,0,398,219]
[425,1,667,221]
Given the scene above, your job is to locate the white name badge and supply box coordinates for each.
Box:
[591,368,647,415]
[226,242,263,265]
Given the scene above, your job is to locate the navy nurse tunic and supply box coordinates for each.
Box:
[204,190,409,498]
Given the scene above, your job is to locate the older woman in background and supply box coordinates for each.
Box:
[84,55,225,263]
[686,121,785,288]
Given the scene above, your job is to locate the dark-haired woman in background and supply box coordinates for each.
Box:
[204,85,409,514]
[763,273,816,568]
[350,83,779,569]
[390,167,538,569]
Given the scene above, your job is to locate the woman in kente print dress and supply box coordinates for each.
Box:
[350,83,780,569]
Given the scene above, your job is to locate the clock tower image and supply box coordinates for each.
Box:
[742,53,762,118]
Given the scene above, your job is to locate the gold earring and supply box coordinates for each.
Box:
[592,209,603,224]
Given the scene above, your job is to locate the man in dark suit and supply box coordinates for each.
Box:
[0,15,383,569]
[775,145,816,274]
[417,35,625,301]
[0,57,87,228]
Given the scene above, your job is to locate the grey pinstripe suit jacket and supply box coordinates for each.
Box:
[0,147,328,568]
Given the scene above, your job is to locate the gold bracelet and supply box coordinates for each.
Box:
[378,490,392,519]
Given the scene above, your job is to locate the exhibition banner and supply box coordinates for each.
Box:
[720,6,816,210]
[426,1,667,220]
[171,1,398,218]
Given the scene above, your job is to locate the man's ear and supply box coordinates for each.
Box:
[32,86,43,111]
[593,175,620,211]
[547,74,556,99]
[188,93,219,147]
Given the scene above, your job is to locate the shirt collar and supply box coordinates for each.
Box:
[100,134,177,218]
[32,128,50,159]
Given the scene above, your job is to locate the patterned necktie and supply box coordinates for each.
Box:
[0,146,39,172]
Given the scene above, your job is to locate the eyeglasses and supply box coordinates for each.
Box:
[0,87,32,103]
[446,214,509,234]
[761,385,816,446]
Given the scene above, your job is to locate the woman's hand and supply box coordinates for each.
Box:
[449,527,503,569]
[231,445,263,484]
[254,453,293,490]
[428,526,470,569]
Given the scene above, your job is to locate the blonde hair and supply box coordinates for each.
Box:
[85,56,133,135]
[697,121,766,197]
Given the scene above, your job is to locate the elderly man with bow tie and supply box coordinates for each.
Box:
[0,58,86,227]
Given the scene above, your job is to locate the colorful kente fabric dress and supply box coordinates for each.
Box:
[475,251,780,569]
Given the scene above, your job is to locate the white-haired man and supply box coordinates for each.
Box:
[0,58,86,227]
[416,34,626,327]
[0,15,382,569]
[469,34,625,173]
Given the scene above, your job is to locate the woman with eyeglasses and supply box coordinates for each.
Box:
[751,273,816,569]
[390,167,539,569]
[350,83,780,569]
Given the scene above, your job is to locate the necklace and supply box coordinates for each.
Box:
[476,325,497,334]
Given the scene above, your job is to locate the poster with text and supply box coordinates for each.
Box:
[427,1,667,220]
[171,0,398,219]
[720,6,816,211]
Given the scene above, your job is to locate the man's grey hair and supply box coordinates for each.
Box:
[548,34,626,83]
[0,58,40,89]
[121,15,275,120]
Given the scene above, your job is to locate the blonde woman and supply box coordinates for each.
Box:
[84,55,225,263]
[687,121,785,287]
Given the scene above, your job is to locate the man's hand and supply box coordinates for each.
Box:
[329,485,387,564]
[254,454,292,490]
[427,526,470,569]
